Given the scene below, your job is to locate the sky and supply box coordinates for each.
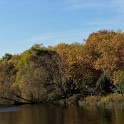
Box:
[0,0,124,57]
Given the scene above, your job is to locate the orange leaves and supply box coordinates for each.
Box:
[95,32,124,73]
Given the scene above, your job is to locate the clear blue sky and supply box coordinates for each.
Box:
[0,0,124,57]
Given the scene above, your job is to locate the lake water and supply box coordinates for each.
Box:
[0,104,124,124]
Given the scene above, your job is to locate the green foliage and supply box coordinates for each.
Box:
[1,53,12,61]
[56,99,66,105]
[17,50,30,69]
[15,65,47,101]
[114,70,124,93]
[45,92,57,102]
[95,72,112,95]
[81,76,93,96]
[66,94,80,105]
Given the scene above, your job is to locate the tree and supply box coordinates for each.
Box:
[94,31,124,81]
[95,72,112,95]
[114,70,124,94]
[14,45,65,102]
[0,54,20,104]
[2,53,12,60]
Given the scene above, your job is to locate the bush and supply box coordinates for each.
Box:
[55,99,66,105]
[45,93,56,102]
[100,93,124,103]
[66,94,80,105]
[83,96,99,105]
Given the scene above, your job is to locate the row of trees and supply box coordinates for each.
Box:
[0,30,124,105]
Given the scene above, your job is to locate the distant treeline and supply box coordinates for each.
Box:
[0,30,124,105]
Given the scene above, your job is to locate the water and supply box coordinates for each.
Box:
[0,104,124,124]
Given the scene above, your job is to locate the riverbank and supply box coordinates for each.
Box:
[0,93,124,107]
[44,93,124,107]
[80,93,124,106]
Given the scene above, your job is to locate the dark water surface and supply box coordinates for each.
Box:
[0,104,124,124]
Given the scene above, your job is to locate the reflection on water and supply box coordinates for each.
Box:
[0,104,124,124]
[0,107,20,112]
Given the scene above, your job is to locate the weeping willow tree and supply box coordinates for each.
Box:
[95,72,113,95]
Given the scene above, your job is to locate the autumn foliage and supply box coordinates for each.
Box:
[0,30,124,105]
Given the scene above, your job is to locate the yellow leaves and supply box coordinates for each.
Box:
[17,50,31,69]
[113,70,124,85]
[89,30,124,83]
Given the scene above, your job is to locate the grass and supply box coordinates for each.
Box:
[79,93,124,106]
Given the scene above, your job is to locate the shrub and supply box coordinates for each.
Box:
[84,96,99,104]
[66,94,80,105]
[100,93,124,103]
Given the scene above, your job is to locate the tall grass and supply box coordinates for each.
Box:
[79,93,124,106]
